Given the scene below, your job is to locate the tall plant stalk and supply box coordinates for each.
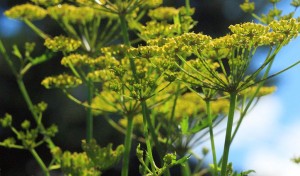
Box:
[121,114,134,176]
[86,80,94,142]
[119,13,136,176]
[220,92,237,176]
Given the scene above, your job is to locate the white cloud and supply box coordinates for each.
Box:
[231,96,282,149]
[194,95,300,175]
[233,95,300,175]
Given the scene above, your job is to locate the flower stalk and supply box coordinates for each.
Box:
[221,92,237,176]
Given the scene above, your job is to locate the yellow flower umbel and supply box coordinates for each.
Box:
[30,0,62,7]
[5,3,47,21]
[148,7,179,21]
[41,74,82,89]
[240,0,255,13]
[44,36,82,53]
[48,4,95,25]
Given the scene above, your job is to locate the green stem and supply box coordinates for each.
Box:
[0,40,18,77]
[24,19,48,39]
[30,148,50,176]
[220,92,237,176]
[180,162,191,176]
[121,114,134,176]
[166,83,180,149]
[141,101,157,175]
[86,81,94,142]
[17,78,55,149]
[141,101,164,162]
[119,14,139,81]
[119,13,136,176]
[185,0,191,16]
[119,14,130,46]
[205,100,218,175]
[1,40,55,149]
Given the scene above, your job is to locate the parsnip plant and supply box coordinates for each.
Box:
[1,0,300,176]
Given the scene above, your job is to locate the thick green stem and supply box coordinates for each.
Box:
[119,13,142,176]
[30,149,50,176]
[121,114,134,176]
[220,92,237,176]
[86,81,94,142]
[206,100,218,175]
[180,162,191,176]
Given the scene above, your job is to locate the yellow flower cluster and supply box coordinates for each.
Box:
[87,69,115,82]
[199,35,234,59]
[240,86,277,97]
[269,19,300,39]
[41,74,82,89]
[291,0,300,7]
[44,36,81,53]
[140,21,179,40]
[61,151,100,176]
[48,4,95,25]
[61,54,92,67]
[148,7,179,21]
[240,0,255,13]
[30,0,62,7]
[101,45,129,59]
[229,22,270,47]
[4,3,47,21]
[143,0,163,8]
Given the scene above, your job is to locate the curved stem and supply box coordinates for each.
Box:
[220,92,237,176]
[205,100,218,175]
[121,114,134,176]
